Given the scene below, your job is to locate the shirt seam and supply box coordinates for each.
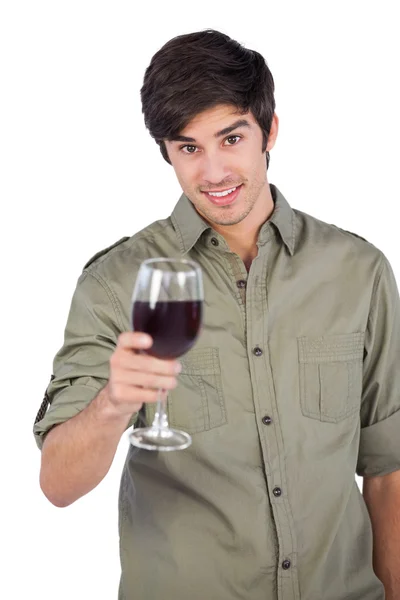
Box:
[366,251,385,323]
[85,271,124,331]
[290,212,296,255]
[83,231,159,271]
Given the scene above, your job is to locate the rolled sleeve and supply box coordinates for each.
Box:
[357,409,400,477]
[357,253,400,477]
[33,271,121,450]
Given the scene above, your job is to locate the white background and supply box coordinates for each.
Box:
[1,1,399,598]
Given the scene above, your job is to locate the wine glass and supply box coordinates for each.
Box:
[129,258,204,451]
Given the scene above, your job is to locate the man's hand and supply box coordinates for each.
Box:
[105,332,182,418]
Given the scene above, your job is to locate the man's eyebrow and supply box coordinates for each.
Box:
[169,119,251,143]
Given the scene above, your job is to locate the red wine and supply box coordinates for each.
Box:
[132,300,203,359]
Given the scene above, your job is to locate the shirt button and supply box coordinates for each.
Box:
[282,559,291,570]
[273,487,282,497]
[262,415,272,425]
[253,346,263,357]
[237,279,247,289]
[211,237,219,246]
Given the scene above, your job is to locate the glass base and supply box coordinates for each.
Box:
[129,426,192,451]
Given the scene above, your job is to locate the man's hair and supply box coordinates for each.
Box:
[141,29,276,169]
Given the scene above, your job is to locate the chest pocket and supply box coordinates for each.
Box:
[297,332,364,423]
[145,347,227,434]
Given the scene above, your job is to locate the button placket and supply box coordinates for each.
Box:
[245,251,299,596]
[225,253,248,304]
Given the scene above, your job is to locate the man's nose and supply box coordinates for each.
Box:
[200,154,232,188]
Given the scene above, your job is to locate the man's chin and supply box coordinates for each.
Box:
[204,208,249,227]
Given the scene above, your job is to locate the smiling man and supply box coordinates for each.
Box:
[165,107,277,271]
[34,30,400,600]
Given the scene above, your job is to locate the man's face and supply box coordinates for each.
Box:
[164,104,278,228]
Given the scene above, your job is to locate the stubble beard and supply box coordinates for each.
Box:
[197,175,267,227]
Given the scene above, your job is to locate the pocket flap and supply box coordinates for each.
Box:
[180,347,220,375]
[298,332,364,363]
[145,346,226,434]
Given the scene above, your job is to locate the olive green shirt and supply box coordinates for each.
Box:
[34,184,400,600]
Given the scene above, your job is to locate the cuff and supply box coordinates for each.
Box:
[356,408,400,477]
[33,383,103,450]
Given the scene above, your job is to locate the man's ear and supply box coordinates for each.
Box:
[158,140,172,165]
[266,113,279,152]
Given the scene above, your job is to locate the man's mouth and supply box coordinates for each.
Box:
[201,184,243,206]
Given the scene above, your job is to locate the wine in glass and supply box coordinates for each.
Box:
[129,258,203,451]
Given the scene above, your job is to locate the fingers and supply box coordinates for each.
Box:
[112,349,181,375]
[117,332,153,351]
[107,384,160,405]
[111,369,179,391]
[107,332,183,416]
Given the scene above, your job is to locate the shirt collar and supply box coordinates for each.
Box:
[263,184,296,255]
[171,193,211,254]
[171,183,296,256]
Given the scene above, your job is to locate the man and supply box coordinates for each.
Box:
[34,29,400,600]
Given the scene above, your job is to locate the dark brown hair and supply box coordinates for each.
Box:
[141,29,276,169]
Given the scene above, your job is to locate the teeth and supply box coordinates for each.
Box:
[208,187,237,197]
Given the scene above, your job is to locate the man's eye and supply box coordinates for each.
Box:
[225,135,241,145]
[181,145,198,154]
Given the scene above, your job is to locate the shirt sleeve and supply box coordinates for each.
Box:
[33,270,136,450]
[357,252,400,477]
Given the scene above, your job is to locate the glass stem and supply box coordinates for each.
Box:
[151,389,169,431]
